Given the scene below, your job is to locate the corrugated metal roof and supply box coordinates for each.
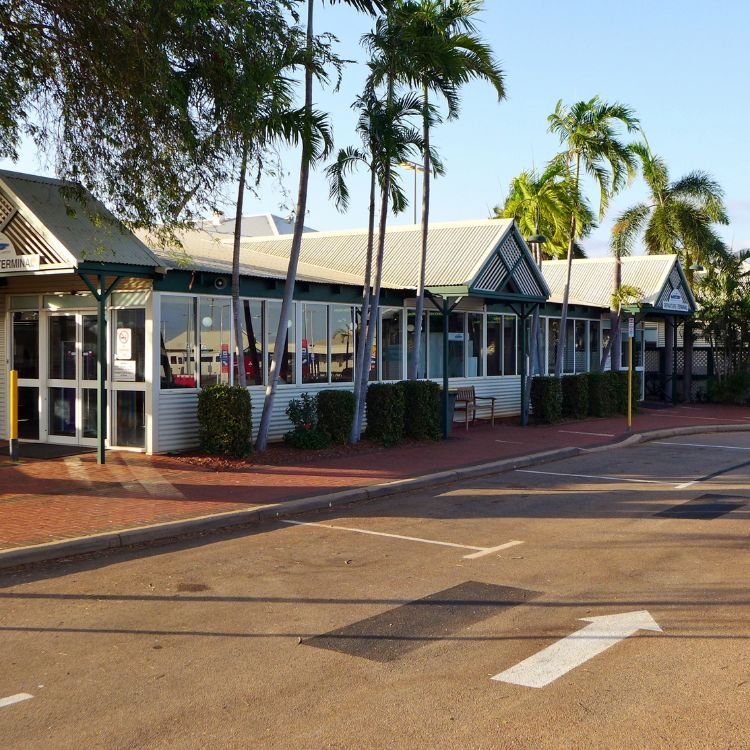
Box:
[0,170,159,268]
[237,219,516,290]
[542,255,683,308]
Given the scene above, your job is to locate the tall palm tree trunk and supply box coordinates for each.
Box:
[410,84,431,380]
[232,141,250,388]
[256,0,315,452]
[350,167,377,442]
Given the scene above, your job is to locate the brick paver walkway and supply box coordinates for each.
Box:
[2,404,750,551]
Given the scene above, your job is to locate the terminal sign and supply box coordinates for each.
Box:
[0,231,41,273]
[662,288,689,312]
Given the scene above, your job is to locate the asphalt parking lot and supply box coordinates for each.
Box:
[2,432,750,749]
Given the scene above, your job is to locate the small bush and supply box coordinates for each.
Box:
[561,374,589,419]
[317,390,355,444]
[586,371,616,417]
[365,383,405,446]
[707,371,750,403]
[400,380,441,441]
[198,384,252,457]
[530,376,562,424]
[284,393,331,449]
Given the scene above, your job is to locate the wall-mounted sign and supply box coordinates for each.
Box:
[113,360,136,381]
[116,328,132,360]
[662,288,689,312]
[0,231,40,273]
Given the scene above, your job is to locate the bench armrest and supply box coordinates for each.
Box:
[474,395,496,403]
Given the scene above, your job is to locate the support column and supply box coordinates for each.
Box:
[664,316,674,403]
[442,296,449,439]
[520,304,528,426]
[97,274,107,465]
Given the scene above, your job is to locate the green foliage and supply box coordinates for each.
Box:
[586,371,616,417]
[317,390,355,444]
[365,383,405,446]
[561,374,589,419]
[400,380,441,441]
[707,372,750,404]
[530,377,562,424]
[284,392,331,450]
[197,384,252,457]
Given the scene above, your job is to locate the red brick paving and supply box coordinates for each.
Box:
[1,404,749,550]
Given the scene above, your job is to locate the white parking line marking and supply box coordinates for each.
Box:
[462,541,524,559]
[675,481,697,490]
[516,470,663,484]
[0,693,33,709]
[282,520,522,559]
[654,441,750,451]
[558,430,615,437]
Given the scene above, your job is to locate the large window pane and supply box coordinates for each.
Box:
[448,312,465,377]
[267,301,296,384]
[49,387,76,436]
[49,316,76,380]
[427,312,444,378]
[406,311,426,379]
[503,316,517,375]
[199,297,232,387]
[113,308,145,383]
[487,314,502,376]
[301,303,329,383]
[589,321,600,371]
[237,299,264,385]
[563,319,575,374]
[116,391,145,447]
[18,386,39,439]
[12,311,39,379]
[160,296,197,388]
[547,319,560,375]
[575,320,587,373]
[331,305,355,382]
[467,313,483,377]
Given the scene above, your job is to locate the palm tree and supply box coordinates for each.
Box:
[547,96,639,377]
[398,0,505,379]
[255,0,389,452]
[494,159,595,261]
[326,86,431,442]
[610,140,729,395]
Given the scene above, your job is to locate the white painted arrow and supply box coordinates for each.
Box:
[492,610,662,688]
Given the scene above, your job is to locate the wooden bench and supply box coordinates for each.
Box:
[453,386,496,430]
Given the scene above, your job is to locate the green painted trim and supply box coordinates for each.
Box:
[77,262,158,278]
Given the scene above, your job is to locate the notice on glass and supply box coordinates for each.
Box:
[113,360,136,381]
[116,328,132,360]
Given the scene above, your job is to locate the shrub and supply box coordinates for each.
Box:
[400,380,441,441]
[197,384,252,457]
[609,371,628,414]
[530,376,562,424]
[561,374,589,419]
[317,390,355,444]
[707,371,750,403]
[284,393,331,450]
[586,371,616,417]
[365,383,405,446]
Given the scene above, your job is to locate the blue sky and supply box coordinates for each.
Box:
[3,0,748,257]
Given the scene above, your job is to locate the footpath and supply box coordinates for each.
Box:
[1,403,750,570]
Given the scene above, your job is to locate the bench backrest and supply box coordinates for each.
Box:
[455,386,476,403]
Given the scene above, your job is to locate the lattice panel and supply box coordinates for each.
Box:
[0,188,14,227]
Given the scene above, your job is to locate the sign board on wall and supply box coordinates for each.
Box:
[0,231,40,273]
[113,360,137,381]
[116,328,132,360]
[662,288,689,312]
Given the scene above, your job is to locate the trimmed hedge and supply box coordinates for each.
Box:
[530,376,562,424]
[365,383,405,446]
[198,384,252,457]
[561,374,589,419]
[317,390,355,444]
[586,371,616,417]
[400,380,441,441]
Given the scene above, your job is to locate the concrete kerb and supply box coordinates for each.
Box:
[2,422,750,571]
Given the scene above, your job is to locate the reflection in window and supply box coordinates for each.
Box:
[406,311,426,379]
[331,305,355,382]
[467,313,483,377]
[448,312,465,377]
[12,311,39,379]
[564,319,575,374]
[199,297,232,387]
[356,306,379,381]
[381,308,402,380]
[575,320,587,373]
[49,316,76,380]
[239,299,264,385]
[114,308,146,382]
[589,321,600,371]
[301,303,328,383]
[160,296,196,388]
[428,311,444,377]
[503,316,517,375]
[487,314,501,376]
[547,320,560,375]
[267,301,296,384]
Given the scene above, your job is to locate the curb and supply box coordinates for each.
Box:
[2,423,749,571]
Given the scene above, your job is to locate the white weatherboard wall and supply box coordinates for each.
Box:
[0,298,7,440]
[154,376,522,454]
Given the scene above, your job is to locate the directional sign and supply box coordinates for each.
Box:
[492,610,662,688]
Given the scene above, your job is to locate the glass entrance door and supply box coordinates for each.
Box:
[48,313,102,444]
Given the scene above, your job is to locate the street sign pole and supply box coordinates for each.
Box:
[627,317,634,431]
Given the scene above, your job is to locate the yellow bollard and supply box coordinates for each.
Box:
[9,369,19,460]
